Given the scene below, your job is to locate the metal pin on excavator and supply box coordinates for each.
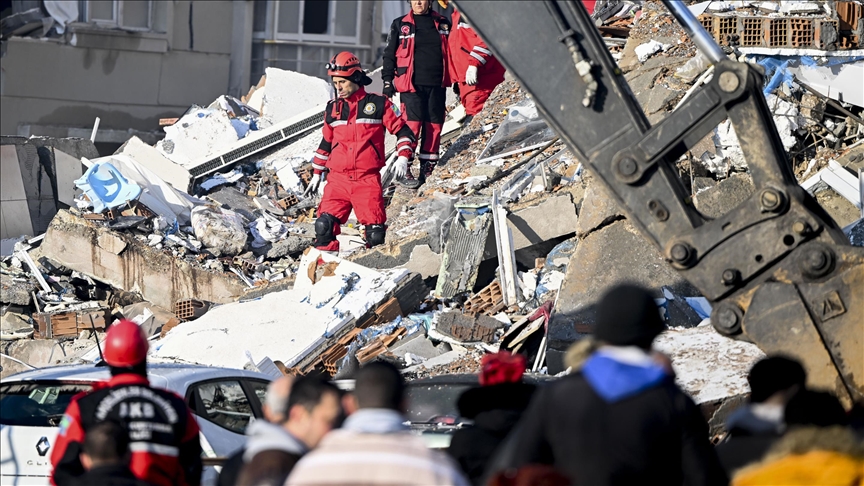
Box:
[455,0,863,405]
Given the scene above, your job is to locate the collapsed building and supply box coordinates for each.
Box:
[2,0,863,435]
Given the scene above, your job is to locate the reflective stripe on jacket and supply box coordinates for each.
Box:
[313,88,416,178]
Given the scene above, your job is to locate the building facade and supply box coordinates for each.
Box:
[1,0,410,154]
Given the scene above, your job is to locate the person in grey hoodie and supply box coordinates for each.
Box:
[235,376,341,486]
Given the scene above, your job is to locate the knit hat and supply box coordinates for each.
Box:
[479,351,526,386]
[593,284,665,348]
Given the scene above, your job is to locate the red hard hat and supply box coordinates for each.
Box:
[326,51,363,78]
[103,319,149,367]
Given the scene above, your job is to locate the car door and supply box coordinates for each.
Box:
[185,377,269,458]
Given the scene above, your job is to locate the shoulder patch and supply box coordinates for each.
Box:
[363,102,377,115]
[391,104,402,117]
[58,414,73,435]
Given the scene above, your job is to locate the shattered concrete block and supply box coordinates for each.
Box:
[349,233,436,270]
[190,206,247,256]
[436,310,504,343]
[693,174,754,219]
[503,193,579,254]
[40,210,247,310]
[575,181,624,238]
[402,244,442,279]
[0,339,68,379]
[388,332,446,360]
[548,218,699,373]
[469,164,502,179]
[1,273,35,305]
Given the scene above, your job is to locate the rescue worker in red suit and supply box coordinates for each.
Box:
[441,0,506,125]
[305,52,417,252]
[382,0,451,188]
[50,320,202,486]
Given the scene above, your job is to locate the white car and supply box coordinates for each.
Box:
[0,363,274,485]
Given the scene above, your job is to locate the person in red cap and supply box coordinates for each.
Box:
[439,0,506,125]
[447,352,536,485]
[305,51,417,252]
[50,320,202,486]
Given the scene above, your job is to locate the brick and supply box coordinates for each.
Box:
[463,279,505,317]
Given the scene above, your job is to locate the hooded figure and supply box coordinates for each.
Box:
[485,284,728,486]
[448,352,536,485]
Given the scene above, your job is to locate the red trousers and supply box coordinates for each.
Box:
[459,82,497,116]
[316,172,386,251]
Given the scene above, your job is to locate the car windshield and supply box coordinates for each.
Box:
[404,382,474,424]
[0,382,93,427]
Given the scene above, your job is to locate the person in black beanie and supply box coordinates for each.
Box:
[715,356,806,476]
[485,284,728,486]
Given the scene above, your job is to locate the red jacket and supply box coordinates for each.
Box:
[50,373,202,486]
[312,88,416,179]
[382,11,452,93]
[449,9,506,89]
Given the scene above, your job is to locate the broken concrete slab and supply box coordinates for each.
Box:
[503,193,579,255]
[0,273,35,306]
[388,332,446,360]
[643,86,680,115]
[401,347,468,374]
[547,218,699,373]
[39,210,247,310]
[693,174,755,219]
[401,244,443,279]
[153,249,411,370]
[575,181,624,238]
[0,339,73,379]
[654,324,765,405]
[436,310,504,343]
[349,233,436,271]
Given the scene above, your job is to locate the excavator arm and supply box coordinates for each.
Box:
[454,0,863,404]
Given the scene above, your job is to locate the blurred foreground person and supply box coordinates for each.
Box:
[286,361,468,486]
[51,320,201,486]
[732,389,862,485]
[217,376,295,486]
[236,376,341,486]
[716,355,806,475]
[492,284,727,486]
[76,421,153,486]
[448,352,535,485]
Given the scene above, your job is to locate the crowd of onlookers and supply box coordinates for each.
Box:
[219,283,864,486]
[50,284,863,485]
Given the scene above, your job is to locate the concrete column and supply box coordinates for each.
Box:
[228,0,254,97]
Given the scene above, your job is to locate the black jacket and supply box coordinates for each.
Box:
[714,405,783,476]
[448,383,536,485]
[216,447,244,486]
[74,464,154,486]
[495,373,728,486]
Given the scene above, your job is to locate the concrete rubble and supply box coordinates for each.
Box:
[2,1,862,429]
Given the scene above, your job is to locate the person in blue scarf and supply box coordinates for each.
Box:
[491,284,728,486]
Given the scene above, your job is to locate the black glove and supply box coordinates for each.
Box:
[383,81,396,98]
[452,82,461,99]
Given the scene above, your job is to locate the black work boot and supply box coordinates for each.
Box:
[395,167,422,189]
[419,161,436,184]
